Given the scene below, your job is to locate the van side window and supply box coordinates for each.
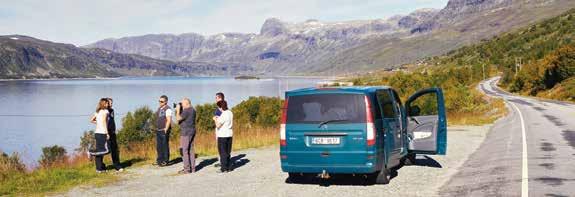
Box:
[376,90,396,118]
[410,93,439,116]
[372,96,383,120]
[390,90,403,115]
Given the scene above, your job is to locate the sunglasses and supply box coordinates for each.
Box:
[159,100,166,103]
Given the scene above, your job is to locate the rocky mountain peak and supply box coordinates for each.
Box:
[441,0,513,19]
[260,18,288,36]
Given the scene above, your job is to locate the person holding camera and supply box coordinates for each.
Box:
[213,100,233,173]
[175,98,197,174]
[155,95,172,167]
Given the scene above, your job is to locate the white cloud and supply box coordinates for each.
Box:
[0,0,449,45]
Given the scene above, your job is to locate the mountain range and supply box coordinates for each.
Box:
[85,0,575,76]
[1,0,575,79]
[0,35,252,79]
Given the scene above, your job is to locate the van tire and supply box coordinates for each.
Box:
[375,168,391,184]
[287,173,303,183]
[402,153,416,166]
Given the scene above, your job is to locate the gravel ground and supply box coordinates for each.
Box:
[62,125,491,197]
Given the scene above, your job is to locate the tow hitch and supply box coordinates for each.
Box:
[318,170,331,179]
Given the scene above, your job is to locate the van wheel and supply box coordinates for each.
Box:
[402,153,416,166]
[287,173,303,183]
[375,168,391,184]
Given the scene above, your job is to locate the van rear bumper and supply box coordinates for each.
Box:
[281,163,377,174]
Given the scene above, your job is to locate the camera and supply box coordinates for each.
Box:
[173,102,182,112]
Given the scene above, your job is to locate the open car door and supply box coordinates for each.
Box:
[405,88,447,155]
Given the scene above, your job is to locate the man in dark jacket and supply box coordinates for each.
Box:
[213,92,224,168]
[155,95,172,167]
[107,98,123,171]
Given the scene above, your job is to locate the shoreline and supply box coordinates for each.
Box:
[0,77,121,82]
[0,75,338,82]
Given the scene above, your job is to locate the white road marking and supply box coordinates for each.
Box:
[483,78,529,196]
[509,98,529,197]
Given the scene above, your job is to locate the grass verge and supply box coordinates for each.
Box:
[0,126,278,196]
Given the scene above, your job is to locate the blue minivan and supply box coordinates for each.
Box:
[279,86,447,184]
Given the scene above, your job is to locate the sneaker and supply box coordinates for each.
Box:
[116,168,124,172]
[178,169,191,174]
[96,170,106,174]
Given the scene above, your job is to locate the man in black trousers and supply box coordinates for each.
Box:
[155,95,172,167]
[107,98,123,172]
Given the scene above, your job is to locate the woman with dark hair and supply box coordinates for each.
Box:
[90,98,110,173]
[213,100,233,173]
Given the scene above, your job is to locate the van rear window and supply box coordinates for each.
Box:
[286,94,366,124]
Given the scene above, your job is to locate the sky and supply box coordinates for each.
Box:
[0,0,449,46]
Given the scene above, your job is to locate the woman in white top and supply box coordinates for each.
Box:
[213,100,233,173]
[90,98,110,173]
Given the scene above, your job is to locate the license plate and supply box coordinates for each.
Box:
[312,137,340,145]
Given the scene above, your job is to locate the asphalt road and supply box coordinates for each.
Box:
[440,77,575,197]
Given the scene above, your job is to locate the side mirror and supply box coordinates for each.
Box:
[409,105,421,116]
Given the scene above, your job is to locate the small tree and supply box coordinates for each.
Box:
[39,145,67,167]
[232,96,283,128]
[117,106,155,146]
[76,130,95,154]
[194,103,217,132]
[0,151,26,181]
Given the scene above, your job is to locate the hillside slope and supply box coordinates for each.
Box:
[0,36,253,79]
[427,8,575,101]
[85,0,575,76]
[326,0,575,76]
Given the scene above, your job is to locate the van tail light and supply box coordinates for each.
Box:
[365,96,375,146]
[280,98,288,146]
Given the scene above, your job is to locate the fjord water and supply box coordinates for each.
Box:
[0,77,324,165]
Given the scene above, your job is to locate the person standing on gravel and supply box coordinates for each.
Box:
[213,92,225,168]
[213,100,233,173]
[106,98,123,172]
[155,95,172,167]
[90,98,110,173]
[176,98,197,174]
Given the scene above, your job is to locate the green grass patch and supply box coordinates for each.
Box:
[0,163,116,196]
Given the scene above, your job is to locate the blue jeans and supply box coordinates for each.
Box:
[156,130,170,164]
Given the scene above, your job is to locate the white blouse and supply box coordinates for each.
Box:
[216,110,233,137]
[94,109,109,134]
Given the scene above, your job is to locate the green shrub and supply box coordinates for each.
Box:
[0,151,26,182]
[232,96,283,128]
[117,106,154,146]
[194,103,217,132]
[39,145,67,167]
[508,43,575,97]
